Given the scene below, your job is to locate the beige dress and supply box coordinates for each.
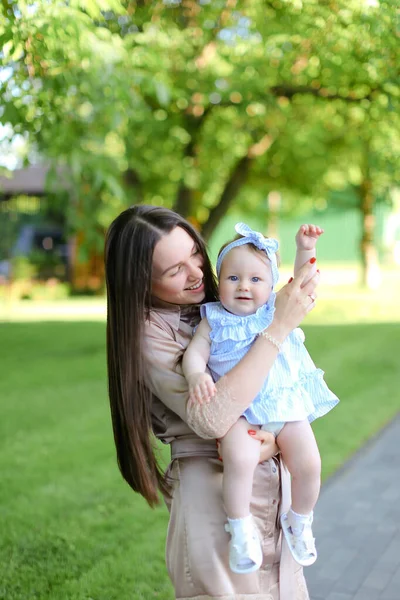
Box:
[143,301,310,600]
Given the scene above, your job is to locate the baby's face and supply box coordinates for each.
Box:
[218,245,273,316]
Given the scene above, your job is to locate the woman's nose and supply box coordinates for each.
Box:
[188,259,203,280]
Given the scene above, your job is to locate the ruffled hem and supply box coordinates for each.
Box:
[201,297,276,343]
[243,368,339,425]
[302,368,340,422]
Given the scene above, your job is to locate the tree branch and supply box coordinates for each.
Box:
[1,0,14,17]
[173,108,212,216]
[124,167,144,202]
[270,84,377,103]
[201,154,252,241]
[200,131,275,239]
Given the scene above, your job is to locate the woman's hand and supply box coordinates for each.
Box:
[249,429,279,463]
[216,429,278,465]
[270,260,320,340]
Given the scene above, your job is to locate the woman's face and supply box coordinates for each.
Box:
[151,226,206,305]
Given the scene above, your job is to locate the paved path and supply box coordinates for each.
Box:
[306,414,400,600]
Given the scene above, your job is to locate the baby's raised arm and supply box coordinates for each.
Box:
[182,317,216,405]
[294,224,324,279]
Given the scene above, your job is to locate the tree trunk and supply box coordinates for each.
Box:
[201,154,252,241]
[359,177,381,289]
[124,168,144,203]
[172,112,210,217]
[173,138,195,218]
[267,191,281,240]
[174,184,193,218]
[70,230,105,294]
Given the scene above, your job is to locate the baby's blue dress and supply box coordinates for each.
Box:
[200,297,339,425]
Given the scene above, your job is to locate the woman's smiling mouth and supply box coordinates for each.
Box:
[186,280,203,291]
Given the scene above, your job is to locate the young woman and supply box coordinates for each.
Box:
[104,204,319,600]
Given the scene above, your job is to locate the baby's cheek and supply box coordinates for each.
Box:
[218,287,227,304]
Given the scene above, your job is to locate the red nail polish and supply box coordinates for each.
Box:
[310,257,316,264]
[248,430,256,435]
[317,269,320,273]
[218,457,223,462]
[288,277,293,283]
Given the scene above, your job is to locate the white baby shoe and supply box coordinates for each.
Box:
[224,515,263,574]
[280,511,317,567]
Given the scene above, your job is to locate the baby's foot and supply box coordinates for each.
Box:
[280,511,317,567]
[225,515,263,574]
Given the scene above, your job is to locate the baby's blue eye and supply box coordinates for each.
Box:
[251,277,260,283]
[228,275,238,281]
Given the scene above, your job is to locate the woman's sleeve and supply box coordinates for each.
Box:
[144,321,245,439]
[144,321,191,426]
[187,373,246,438]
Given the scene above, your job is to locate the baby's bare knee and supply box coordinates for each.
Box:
[290,450,321,480]
[222,445,259,474]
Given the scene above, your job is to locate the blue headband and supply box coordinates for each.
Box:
[216,222,279,286]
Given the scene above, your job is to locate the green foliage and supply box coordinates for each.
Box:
[10,255,36,279]
[1,1,399,243]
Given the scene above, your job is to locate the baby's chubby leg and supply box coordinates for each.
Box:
[278,420,320,567]
[277,419,321,515]
[220,418,263,574]
[220,417,261,519]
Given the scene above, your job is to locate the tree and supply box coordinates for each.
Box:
[1,0,399,288]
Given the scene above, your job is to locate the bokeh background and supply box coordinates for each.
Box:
[1,1,399,599]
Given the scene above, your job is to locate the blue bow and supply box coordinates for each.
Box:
[234,223,279,256]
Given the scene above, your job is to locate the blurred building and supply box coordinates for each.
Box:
[0,166,71,282]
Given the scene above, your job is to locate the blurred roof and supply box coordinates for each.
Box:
[0,165,68,196]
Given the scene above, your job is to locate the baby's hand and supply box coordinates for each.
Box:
[187,372,216,405]
[296,224,324,251]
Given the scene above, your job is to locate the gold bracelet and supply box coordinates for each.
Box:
[257,330,282,352]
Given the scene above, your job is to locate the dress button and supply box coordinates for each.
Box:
[272,499,277,505]
[272,466,277,474]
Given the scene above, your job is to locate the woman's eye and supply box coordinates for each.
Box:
[171,265,182,276]
[251,277,260,283]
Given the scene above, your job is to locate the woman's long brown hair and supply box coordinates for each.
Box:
[104,205,218,507]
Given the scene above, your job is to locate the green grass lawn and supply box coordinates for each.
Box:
[1,319,399,599]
